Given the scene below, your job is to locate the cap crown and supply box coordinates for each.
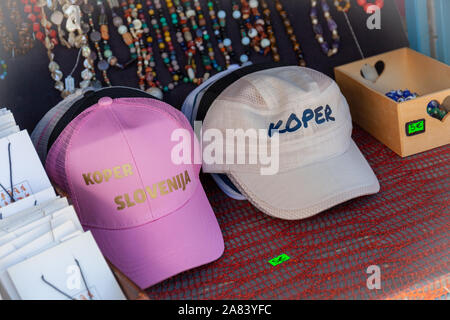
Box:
[46,98,200,229]
[203,67,352,173]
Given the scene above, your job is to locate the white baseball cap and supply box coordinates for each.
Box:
[202,66,380,220]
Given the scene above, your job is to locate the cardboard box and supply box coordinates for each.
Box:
[335,48,450,157]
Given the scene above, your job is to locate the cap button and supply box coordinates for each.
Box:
[98,97,113,106]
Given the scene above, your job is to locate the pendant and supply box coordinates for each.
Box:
[146,87,164,100]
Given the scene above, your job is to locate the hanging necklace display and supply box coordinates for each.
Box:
[83,0,111,87]
[171,0,200,83]
[192,0,222,72]
[146,0,185,94]
[274,0,306,66]
[231,0,251,64]
[97,0,123,70]
[181,0,220,84]
[39,0,97,96]
[136,0,162,96]
[49,7,71,48]
[0,59,7,80]
[62,1,99,90]
[62,0,81,48]
[38,1,67,97]
[107,0,138,68]
[207,0,234,68]
[310,0,340,57]
[240,0,271,57]
[165,0,197,83]
[120,0,147,91]
[78,2,101,89]
[23,0,49,45]
[356,0,384,13]
[0,0,34,57]
[260,0,280,62]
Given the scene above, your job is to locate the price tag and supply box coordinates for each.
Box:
[405,119,425,137]
[268,253,290,266]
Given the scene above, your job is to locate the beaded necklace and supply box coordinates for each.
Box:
[59,0,83,49]
[0,0,34,57]
[97,0,123,70]
[120,0,147,90]
[165,0,194,79]
[82,0,111,86]
[172,0,199,83]
[240,0,270,56]
[274,0,306,66]
[79,2,100,89]
[207,0,234,68]
[108,0,138,65]
[23,0,49,46]
[146,0,185,93]
[181,0,220,83]
[0,59,7,80]
[38,3,67,97]
[47,1,97,94]
[231,0,251,64]
[260,0,279,62]
[310,0,340,57]
[192,0,222,72]
[134,0,162,97]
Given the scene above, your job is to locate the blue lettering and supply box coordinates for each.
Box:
[285,113,302,132]
[268,105,335,137]
[268,120,284,137]
[314,106,325,124]
[325,105,335,121]
[302,109,314,128]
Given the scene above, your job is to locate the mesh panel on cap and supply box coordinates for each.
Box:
[215,67,334,110]
[299,67,334,92]
[225,78,268,107]
[31,90,85,163]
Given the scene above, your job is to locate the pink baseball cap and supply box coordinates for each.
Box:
[45,97,224,289]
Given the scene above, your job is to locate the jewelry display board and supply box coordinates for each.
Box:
[0,0,408,133]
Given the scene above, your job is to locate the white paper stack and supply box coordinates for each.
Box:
[0,109,125,300]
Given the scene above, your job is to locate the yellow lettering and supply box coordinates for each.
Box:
[113,166,123,179]
[114,196,126,210]
[124,193,135,207]
[93,171,103,184]
[184,170,191,185]
[123,164,133,177]
[134,189,147,203]
[167,177,179,192]
[159,181,168,195]
[146,185,158,199]
[82,173,94,185]
[103,169,112,182]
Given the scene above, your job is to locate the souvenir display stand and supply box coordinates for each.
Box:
[0,0,448,300]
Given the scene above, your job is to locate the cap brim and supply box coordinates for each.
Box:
[88,184,224,289]
[229,140,380,220]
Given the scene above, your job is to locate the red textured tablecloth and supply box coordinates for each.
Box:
[146,126,450,300]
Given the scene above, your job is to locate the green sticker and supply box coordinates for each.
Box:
[406,119,425,137]
[268,254,290,266]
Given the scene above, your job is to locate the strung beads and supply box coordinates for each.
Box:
[310,0,340,57]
